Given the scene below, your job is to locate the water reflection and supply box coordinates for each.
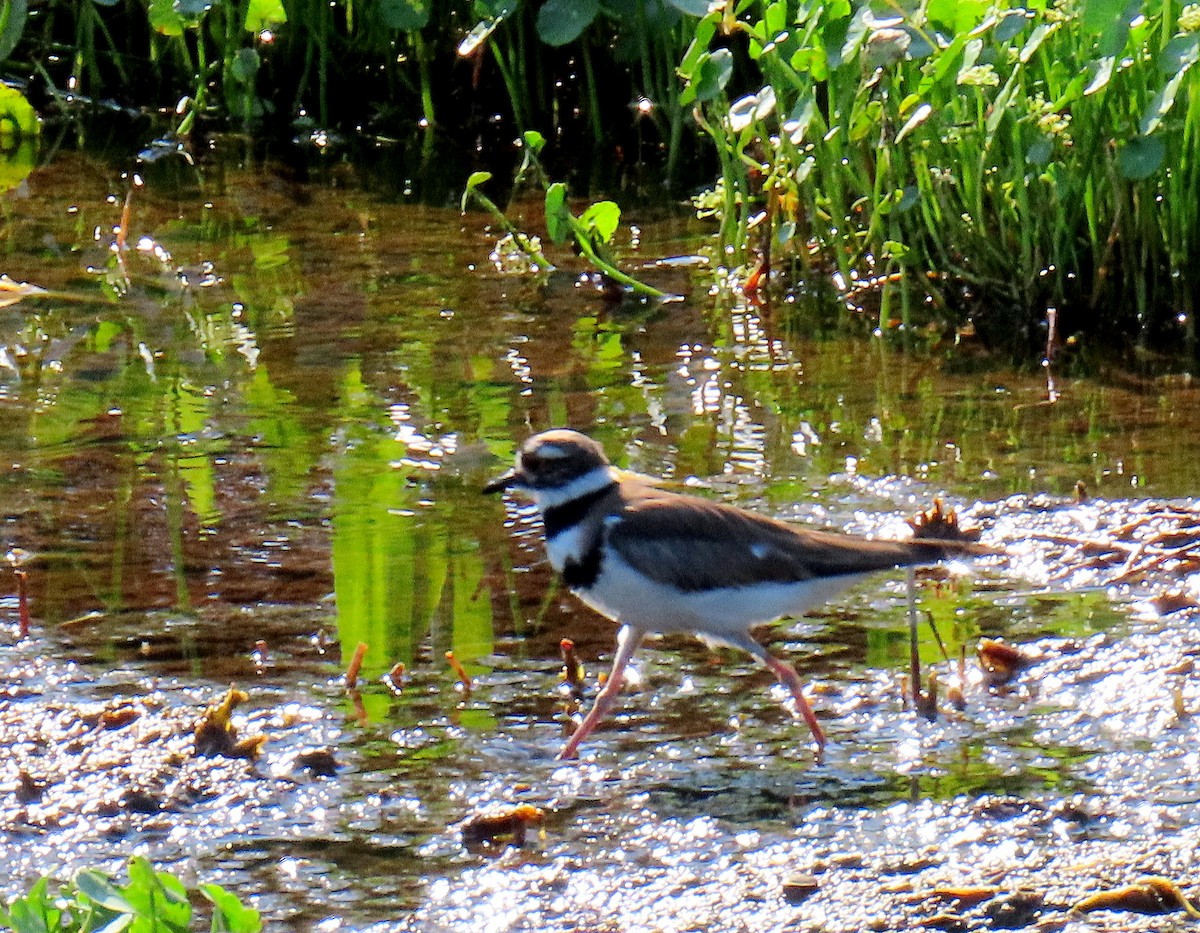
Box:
[3,150,1200,928]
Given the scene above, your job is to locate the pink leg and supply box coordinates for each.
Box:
[558,625,645,760]
[728,631,826,749]
[760,653,827,748]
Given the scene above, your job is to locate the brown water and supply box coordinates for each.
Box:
[2,148,1200,931]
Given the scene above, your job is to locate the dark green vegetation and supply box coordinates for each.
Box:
[3,1,1199,353]
[1,859,261,933]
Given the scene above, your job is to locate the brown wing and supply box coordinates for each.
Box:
[606,485,978,593]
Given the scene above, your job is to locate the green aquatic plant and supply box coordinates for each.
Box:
[682,0,1200,352]
[0,858,262,933]
[463,130,667,298]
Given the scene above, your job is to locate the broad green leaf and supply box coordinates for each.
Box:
[201,884,264,933]
[691,48,733,102]
[895,103,931,143]
[1085,56,1115,95]
[678,14,718,78]
[1118,135,1164,179]
[458,17,503,55]
[380,0,430,30]
[535,0,598,46]
[1085,0,1141,56]
[0,0,27,61]
[579,201,620,243]
[783,93,816,144]
[994,9,1028,42]
[461,171,491,211]
[837,5,871,65]
[0,84,37,138]
[74,871,133,913]
[229,47,260,84]
[244,0,286,31]
[1159,34,1200,75]
[544,182,572,244]
[1019,23,1056,63]
[1140,70,1186,135]
[928,0,988,31]
[728,86,776,132]
[1026,137,1052,165]
[147,0,185,35]
[1081,0,1128,32]
[522,130,545,153]
[176,0,211,17]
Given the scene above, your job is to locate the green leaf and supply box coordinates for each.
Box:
[147,0,185,35]
[1159,34,1200,76]
[75,871,133,913]
[1085,55,1115,95]
[380,0,430,30]
[201,884,263,933]
[229,47,260,84]
[1118,135,1164,180]
[928,0,989,31]
[728,86,776,132]
[994,9,1028,42]
[0,0,28,61]
[894,103,931,143]
[522,130,545,154]
[1140,70,1187,136]
[1025,137,1052,165]
[544,182,572,244]
[678,14,717,79]
[1081,0,1127,32]
[665,0,708,14]
[1019,23,1055,64]
[837,5,871,66]
[461,171,492,211]
[458,16,504,55]
[535,0,598,46]
[465,171,492,190]
[783,93,816,144]
[474,0,515,14]
[243,0,286,31]
[1083,0,1141,56]
[691,48,733,102]
[0,84,38,138]
[176,0,212,17]
[579,201,620,243]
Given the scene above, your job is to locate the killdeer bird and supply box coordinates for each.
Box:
[485,429,984,759]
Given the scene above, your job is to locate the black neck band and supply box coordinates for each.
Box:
[542,482,617,539]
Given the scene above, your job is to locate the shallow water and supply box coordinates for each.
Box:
[2,147,1200,930]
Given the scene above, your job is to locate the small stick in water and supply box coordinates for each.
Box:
[345,642,369,688]
[16,570,29,639]
[446,650,473,694]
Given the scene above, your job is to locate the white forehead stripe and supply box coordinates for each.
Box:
[533,443,570,460]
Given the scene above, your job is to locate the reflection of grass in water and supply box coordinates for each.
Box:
[641,733,1097,825]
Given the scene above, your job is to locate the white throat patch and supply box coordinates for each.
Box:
[532,465,620,510]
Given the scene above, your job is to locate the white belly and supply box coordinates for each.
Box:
[575,551,869,639]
